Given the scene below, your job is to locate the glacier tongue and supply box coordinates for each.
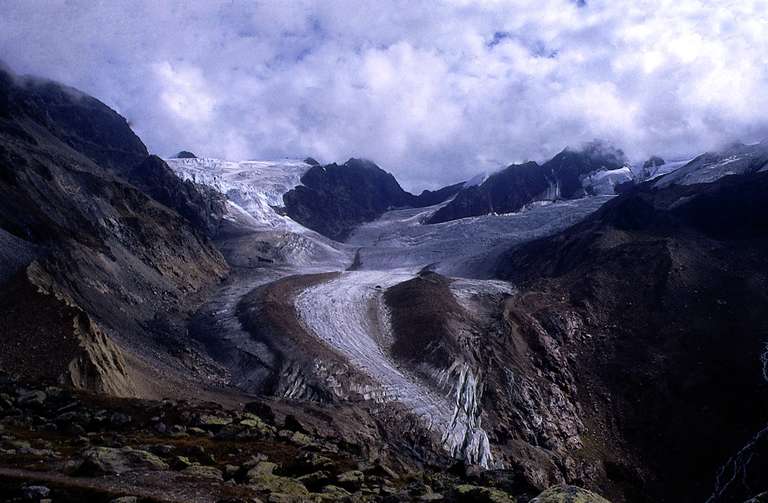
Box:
[294,268,494,467]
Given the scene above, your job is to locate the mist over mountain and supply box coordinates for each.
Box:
[4,1,768,190]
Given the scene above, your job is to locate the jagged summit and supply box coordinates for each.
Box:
[564,139,629,167]
[282,157,463,240]
[427,141,632,224]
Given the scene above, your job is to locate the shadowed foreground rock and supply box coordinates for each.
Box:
[0,373,612,502]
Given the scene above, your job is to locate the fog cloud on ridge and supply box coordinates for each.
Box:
[2,0,768,190]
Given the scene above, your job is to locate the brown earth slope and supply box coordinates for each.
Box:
[496,171,768,502]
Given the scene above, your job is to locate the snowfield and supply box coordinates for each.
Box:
[581,166,633,195]
[347,196,613,277]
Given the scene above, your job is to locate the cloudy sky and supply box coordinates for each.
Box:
[2,1,768,190]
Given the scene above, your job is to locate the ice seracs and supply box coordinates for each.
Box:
[165,157,313,229]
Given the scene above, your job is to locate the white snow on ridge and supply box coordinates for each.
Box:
[581,166,633,195]
[165,157,311,228]
[654,143,768,188]
[655,155,748,187]
[463,172,487,187]
[645,158,693,179]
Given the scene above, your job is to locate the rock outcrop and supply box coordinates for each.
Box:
[127,155,227,237]
[283,158,463,240]
[495,169,768,502]
[428,141,629,224]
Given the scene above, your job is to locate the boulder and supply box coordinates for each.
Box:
[22,485,50,500]
[77,446,169,475]
[197,414,233,428]
[317,485,352,500]
[244,402,276,423]
[17,390,46,407]
[297,470,332,488]
[246,461,279,479]
[530,485,610,503]
[181,465,224,480]
[110,498,139,503]
[454,484,517,502]
[288,452,336,476]
[336,470,364,490]
[289,431,312,447]
[249,475,309,498]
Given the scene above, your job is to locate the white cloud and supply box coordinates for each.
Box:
[2,0,768,190]
[154,62,216,123]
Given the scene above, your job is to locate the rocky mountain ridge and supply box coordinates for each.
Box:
[427,141,631,224]
[282,158,464,240]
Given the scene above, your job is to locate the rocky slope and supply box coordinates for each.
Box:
[0,373,620,502]
[653,140,768,188]
[495,168,768,502]
[428,141,630,224]
[0,66,229,399]
[127,155,227,238]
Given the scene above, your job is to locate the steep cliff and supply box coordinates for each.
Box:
[495,170,768,502]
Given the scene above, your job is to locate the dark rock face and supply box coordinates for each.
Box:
[0,66,227,394]
[174,150,197,158]
[410,181,465,208]
[127,155,226,237]
[0,71,148,173]
[384,272,468,370]
[283,158,461,241]
[642,155,665,171]
[495,170,768,503]
[545,141,627,198]
[429,161,551,223]
[428,141,628,224]
[383,271,591,493]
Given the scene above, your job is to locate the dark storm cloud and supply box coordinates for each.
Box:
[2,0,768,190]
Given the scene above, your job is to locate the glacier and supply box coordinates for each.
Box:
[166,155,622,467]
